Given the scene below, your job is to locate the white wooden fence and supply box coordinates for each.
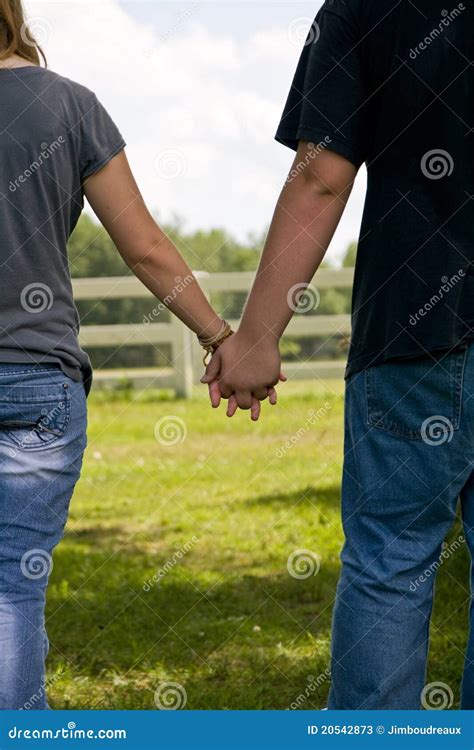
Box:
[72,269,354,397]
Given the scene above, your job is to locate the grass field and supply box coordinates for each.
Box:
[45,380,470,710]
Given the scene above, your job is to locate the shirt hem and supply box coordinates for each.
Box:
[346,338,472,379]
[81,139,127,181]
[0,351,92,394]
[275,127,365,169]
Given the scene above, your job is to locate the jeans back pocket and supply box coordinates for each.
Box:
[365,349,467,441]
[0,382,70,453]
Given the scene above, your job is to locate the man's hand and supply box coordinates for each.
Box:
[200,332,286,418]
[200,145,356,420]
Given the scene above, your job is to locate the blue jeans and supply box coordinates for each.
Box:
[328,345,474,709]
[0,364,87,710]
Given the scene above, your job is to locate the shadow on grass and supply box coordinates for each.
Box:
[45,520,469,709]
[246,485,341,510]
[46,539,340,709]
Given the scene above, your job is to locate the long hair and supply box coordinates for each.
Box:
[0,0,47,66]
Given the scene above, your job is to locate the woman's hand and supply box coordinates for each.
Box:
[200,332,286,419]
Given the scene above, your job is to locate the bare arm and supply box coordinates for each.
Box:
[83,151,223,340]
[202,142,358,410]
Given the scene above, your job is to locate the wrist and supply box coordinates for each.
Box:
[198,319,234,364]
[236,325,280,349]
[197,316,225,341]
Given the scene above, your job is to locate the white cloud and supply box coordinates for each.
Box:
[24,0,365,261]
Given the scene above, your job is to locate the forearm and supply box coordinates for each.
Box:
[240,147,356,344]
[125,231,222,339]
[83,153,223,340]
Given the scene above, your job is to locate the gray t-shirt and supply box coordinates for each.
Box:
[0,66,126,394]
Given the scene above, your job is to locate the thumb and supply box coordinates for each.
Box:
[200,351,221,383]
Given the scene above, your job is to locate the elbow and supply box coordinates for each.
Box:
[300,167,341,198]
[292,144,358,200]
[300,161,355,201]
[122,232,168,269]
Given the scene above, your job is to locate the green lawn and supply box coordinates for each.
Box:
[46,380,470,710]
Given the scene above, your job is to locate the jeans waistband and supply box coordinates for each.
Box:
[0,364,64,378]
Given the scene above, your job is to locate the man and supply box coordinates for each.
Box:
[202,0,474,709]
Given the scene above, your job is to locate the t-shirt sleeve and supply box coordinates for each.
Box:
[275,1,367,168]
[79,93,126,181]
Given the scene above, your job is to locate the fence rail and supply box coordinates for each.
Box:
[72,269,354,396]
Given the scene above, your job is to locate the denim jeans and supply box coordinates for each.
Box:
[0,364,87,710]
[328,345,474,710]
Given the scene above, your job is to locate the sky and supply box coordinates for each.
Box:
[24,0,367,263]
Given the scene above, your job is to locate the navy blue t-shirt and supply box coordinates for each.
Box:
[276,0,473,376]
[0,66,126,393]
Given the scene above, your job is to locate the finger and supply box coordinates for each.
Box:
[253,387,269,402]
[219,381,234,400]
[235,390,253,410]
[268,387,278,405]
[208,380,221,409]
[200,351,221,383]
[279,371,288,382]
[227,394,239,417]
[250,397,261,422]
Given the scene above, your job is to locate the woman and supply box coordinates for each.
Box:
[0,0,261,710]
